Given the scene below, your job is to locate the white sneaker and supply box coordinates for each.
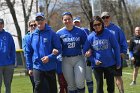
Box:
[130,81,136,85]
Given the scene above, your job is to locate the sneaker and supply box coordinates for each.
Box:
[130,81,136,85]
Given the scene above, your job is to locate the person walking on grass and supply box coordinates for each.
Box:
[129,27,140,86]
[0,18,16,93]
[101,11,128,93]
[25,12,61,93]
[73,17,93,93]
[84,16,121,93]
[57,12,87,93]
[22,20,36,92]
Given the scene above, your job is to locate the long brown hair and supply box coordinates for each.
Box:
[90,16,104,32]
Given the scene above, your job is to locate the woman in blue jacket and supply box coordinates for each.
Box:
[83,16,121,93]
[22,20,36,92]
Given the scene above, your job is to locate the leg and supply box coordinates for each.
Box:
[74,56,85,93]
[130,67,139,85]
[93,68,104,93]
[85,65,93,93]
[114,59,124,93]
[0,66,4,93]
[46,70,57,93]
[33,69,44,93]
[104,66,115,93]
[41,77,49,93]
[133,67,139,82]
[3,65,14,93]
[115,76,124,93]
[58,73,68,93]
[29,75,35,92]
[62,57,77,92]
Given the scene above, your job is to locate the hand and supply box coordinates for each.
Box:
[95,60,102,65]
[130,57,135,64]
[28,70,33,76]
[52,49,58,55]
[86,60,91,66]
[130,57,135,61]
[120,53,125,59]
[41,56,49,63]
[116,66,121,69]
[85,49,92,57]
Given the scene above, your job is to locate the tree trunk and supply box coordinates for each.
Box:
[5,0,22,48]
[79,0,92,22]
[122,0,133,36]
[117,0,124,30]
[21,0,34,34]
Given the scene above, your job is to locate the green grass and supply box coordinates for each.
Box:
[1,67,139,93]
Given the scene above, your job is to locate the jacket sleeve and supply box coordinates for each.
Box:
[9,34,16,65]
[129,37,134,58]
[83,36,97,65]
[22,35,27,56]
[110,32,121,67]
[118,28,128,54]
[48,32,62,62]
[83,36,91,54]
[81,29,87,47]
[25,35,34,70]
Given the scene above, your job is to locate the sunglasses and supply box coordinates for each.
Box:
[30,24,36,27]
[102,16,110,19]
[62,12,72,16]
[93,23,102,27]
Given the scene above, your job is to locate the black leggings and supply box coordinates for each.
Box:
[93,66,115,93]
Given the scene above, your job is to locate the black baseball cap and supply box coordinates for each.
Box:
[0,18,4,24]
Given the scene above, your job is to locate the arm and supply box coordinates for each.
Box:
[22,35,28,56]
[9,34,16,65]
[81,29,87,46]
[118,29,128,55]
[110,33,121,68]
[47,33,62,62]
[129,38,135,62]
[25,35,34,70]
[83,37,92,54]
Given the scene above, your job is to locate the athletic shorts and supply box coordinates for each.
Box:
[133,58,140,68]
[114,66,122,76]
[114,58,123,76]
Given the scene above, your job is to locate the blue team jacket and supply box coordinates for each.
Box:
[25,24,61,71]
[0,30,15,66]
[106,23,128,54]
[22,31,30,55]
[83,28,121,68]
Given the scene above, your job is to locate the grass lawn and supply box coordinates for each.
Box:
[1,67,139,93]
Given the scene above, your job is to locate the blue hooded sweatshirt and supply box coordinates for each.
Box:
[0,29,15,66]
[25,24,61,71]
[83,28,121,68]
[57,26,87,56]
[22,31,30,56]
[106,23,128,54]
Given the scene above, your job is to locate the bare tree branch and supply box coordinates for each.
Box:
[21,0,34,33]
[5,0,22,48]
